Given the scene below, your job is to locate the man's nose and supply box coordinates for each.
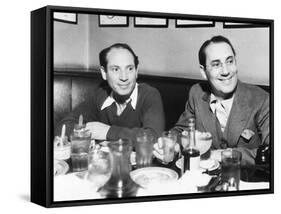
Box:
[220,63,230,76]
[119,69,128,81]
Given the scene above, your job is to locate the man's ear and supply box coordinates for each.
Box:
[100,66,107,80]
[199,65,207,80]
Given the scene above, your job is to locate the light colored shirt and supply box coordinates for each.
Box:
[209,93,234,132]
[101,83,138,116]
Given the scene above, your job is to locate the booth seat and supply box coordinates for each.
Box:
[53,71,269,131]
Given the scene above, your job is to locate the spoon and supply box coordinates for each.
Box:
[78,114,83,127]
[59,124,66,147]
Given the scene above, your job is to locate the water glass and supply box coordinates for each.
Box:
[70,130,91,172]
[87,149,111,188]
[221,149,242,191]
[160,131,177,164]
[135,129,155,168]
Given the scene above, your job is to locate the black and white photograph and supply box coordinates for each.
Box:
[28,1,279,210]
[32,5,273,206]
[3,0,281,213]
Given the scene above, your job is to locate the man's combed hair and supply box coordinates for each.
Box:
[198,35,236,68]
[99,43,139,70]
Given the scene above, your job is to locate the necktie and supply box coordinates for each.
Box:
[214,101,227,132]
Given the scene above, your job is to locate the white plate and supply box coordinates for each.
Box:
[54,160,69,176]
[130,167,178,188]
[175,158,220,171]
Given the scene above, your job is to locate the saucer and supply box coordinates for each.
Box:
[175,158,220,171]
[54,160,69,176]
[130,167,178,188]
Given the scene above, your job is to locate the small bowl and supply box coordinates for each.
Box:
[182,131,212,155]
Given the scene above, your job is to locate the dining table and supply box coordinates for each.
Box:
[53,148,270,202]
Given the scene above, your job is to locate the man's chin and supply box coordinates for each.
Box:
[114,89,133,102]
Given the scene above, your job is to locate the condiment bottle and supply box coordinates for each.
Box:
[182,117,200,172]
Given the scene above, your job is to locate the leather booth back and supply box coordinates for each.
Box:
[53,72,269,131]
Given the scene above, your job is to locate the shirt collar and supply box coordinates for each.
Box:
[209,93,234,115]
[101,83,138,110]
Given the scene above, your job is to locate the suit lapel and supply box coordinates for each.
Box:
[197,89,220,148]
[225,82,251,147]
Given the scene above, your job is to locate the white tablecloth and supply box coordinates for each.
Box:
[54,171,270,201]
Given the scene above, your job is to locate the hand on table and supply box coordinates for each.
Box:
[86,122,110,140]
[152,138,180,162]
[210,149,224,162]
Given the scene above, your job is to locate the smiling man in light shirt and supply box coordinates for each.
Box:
[155,35,269,165]
[55,43,165,143]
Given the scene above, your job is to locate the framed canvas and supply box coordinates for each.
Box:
[31,5,274,208]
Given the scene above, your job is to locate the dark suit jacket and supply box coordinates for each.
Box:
[173,81,269,165]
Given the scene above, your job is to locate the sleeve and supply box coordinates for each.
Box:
[257,95,270,145]
[54,95,98,139]
[233,147,257,166]
[106,86,165,144]
[235,93,270,166]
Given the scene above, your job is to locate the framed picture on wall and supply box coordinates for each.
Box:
[134,17,168,27]
[175,19,215,28]
[54,12,77,24]
[31,5,274,208]
[99,15,128,27]
[223,21,269,28]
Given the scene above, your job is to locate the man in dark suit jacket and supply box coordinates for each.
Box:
[155,35,269,165]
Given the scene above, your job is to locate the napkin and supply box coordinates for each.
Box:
[136,180,197,196]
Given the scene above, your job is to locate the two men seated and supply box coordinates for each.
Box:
[55,35,269,166]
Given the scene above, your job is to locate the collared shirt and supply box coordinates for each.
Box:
[101,83,138,115]
[209,93,234,132]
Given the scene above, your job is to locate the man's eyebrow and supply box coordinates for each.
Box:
[126,64,135,68]
[108,65,120,68]
[226,56,234,61]
[210,59,220,64]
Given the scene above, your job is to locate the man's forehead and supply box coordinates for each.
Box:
[107,48,133,58]
[205,42,235,60]
[106,48,134,65]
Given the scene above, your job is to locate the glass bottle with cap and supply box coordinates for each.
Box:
[182,117,200,172]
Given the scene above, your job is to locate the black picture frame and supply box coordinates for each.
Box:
[31,5,274,208]
[134,17,168,27]
[223,21,269,28]
[175,19,215,28]
[98,15,129,27]
[53,12,78,24]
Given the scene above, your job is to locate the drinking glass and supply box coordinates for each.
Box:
[87,149,111,188]
[221,149,242,191]
[160,131,177,164]
[70,129,91,172]
[135,129,155,168]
